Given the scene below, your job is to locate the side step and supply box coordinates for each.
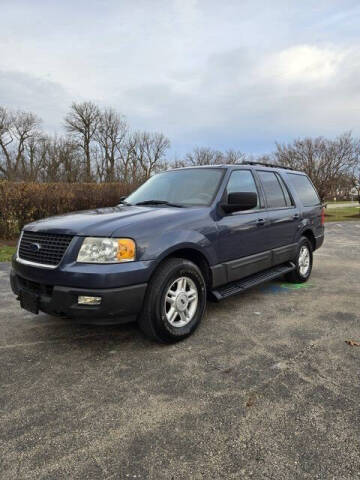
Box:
[211,262,296,301]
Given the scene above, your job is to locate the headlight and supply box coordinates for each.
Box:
[77,237,136,263]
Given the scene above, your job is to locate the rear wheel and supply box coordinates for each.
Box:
[285,237,313,283]
[138,258,207,343]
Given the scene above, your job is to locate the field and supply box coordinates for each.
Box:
[326,200,357,204]
[324,205,360,222]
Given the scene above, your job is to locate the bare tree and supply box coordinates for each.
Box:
[1,103,171,184]
[6,100,360,205]
[13,111,42,181]
[132,131,170,180]
[0,106,13,178]
[246,153,275,165]
[117,132,139,184]
[223,149,246,164]
[0,107,42,180]
[275,132,359,201]
[171,158,188,169]
[95,108,128,182]
[64,101,100,181]
[185,147,222,165]
[36,136,82,183]
[21,134,47,181]
[184,147,245,166]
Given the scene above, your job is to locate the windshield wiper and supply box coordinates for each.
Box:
[135,200,185,208]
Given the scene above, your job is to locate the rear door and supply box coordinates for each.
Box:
[255,170,300,265]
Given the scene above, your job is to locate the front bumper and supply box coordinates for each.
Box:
[10,270,147,324]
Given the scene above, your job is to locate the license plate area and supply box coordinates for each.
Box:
[19,289,39,314]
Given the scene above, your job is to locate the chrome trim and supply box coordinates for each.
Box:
[15,256,58,269]
[16,230,69,270]
[15,230,23,260]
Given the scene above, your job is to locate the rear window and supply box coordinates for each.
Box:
[287,173,320,206]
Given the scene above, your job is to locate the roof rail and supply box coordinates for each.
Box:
[241,161,296,171]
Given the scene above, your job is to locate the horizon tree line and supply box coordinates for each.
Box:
[0,101,359,201]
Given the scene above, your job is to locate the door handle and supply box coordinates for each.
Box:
[293,213,300,219]
[256,218,265,226]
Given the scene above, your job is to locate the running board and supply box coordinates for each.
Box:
[211,262,296,301]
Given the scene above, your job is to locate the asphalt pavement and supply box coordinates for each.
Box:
[1,222,360,479]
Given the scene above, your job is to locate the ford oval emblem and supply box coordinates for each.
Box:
[29,242,41,252]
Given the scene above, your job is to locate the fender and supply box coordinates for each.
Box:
[295,218,317,250]
[296,219,313,237]
[139,229,218,265]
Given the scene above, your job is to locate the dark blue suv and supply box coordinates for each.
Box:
[11,163,324,343]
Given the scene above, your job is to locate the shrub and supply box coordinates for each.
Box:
[0,182,137,239]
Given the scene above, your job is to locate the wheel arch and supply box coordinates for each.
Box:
[301,228,316,251]
[152,247,212,288]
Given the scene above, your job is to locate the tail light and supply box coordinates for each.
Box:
[321,206,325,225]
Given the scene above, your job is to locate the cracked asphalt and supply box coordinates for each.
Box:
[1,222,360,479]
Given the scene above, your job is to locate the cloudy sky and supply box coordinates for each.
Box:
[1,0,360,156]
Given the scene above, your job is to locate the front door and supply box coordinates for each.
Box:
[216,169,271,282]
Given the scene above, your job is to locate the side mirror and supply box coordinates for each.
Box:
[221,192,258,213]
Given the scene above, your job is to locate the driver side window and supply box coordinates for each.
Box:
[226,170,260,209]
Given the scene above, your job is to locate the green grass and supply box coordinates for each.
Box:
[325,206,360,222]
[0,245,16,261]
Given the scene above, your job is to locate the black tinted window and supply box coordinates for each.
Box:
[258,171,287,208]
[276,173,293,206]
[288,174,320,206]
[226,170,259,209]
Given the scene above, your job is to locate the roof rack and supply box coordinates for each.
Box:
[241,161,296,171]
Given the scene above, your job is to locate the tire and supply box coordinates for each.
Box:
[138,258,207,343]
[285,237,313,283]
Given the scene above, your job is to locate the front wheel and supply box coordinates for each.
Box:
[138,258,207,343]
[285,237,313,283]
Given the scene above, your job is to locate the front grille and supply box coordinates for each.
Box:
[18,231,73,266]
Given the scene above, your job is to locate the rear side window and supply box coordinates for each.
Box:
[277,173,293,206]
[257,171,289,208]
[287,173,320,206]
[226,170,260,209]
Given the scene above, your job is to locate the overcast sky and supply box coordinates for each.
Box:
[1,0,360,156]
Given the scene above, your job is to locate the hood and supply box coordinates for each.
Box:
[24,205,188,237]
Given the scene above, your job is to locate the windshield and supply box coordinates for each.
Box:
[126,168,225,206]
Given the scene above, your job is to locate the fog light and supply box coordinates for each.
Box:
[78,295,102,305]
